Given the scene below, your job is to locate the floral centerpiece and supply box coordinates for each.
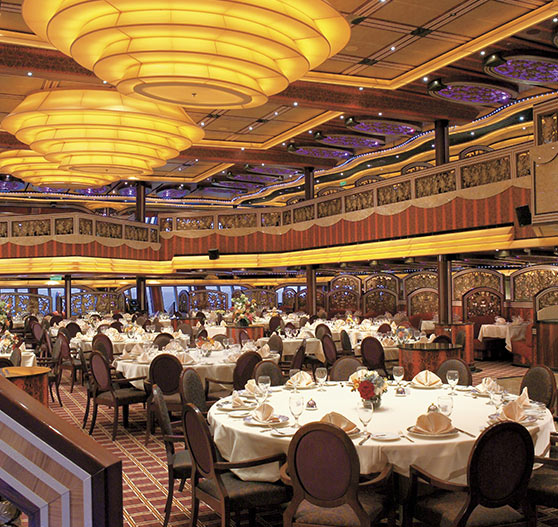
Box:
[231,294,257,325]
[0,300,9,329]
[0,330,20,354]
[352,370,388,409]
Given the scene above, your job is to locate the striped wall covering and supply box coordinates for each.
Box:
[0,376,122,527]
[0,186,530,260]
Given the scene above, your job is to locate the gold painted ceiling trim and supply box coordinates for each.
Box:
[2,227,557,275]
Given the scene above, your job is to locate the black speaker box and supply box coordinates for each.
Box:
[515,205,532,227]
[208,248,220,260]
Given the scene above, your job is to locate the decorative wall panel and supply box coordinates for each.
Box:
[516,151,531,178]
[12,219,51,237]
[362,289,397,316]
[293,205,315,223]
[344,188,374,212]
[377,181,411,205]
[67,292,125,315]
[0,293,51,315]
[261,212,281,227]
[160,217,173,232]
[534,286,558,311]
[79,218,93,235]
[96,221,122,239]
[178,291,190,313]
[407,288,438,316]
[330,274,361,292]
[327,288,360,314]
[538,111,558,145]
[239,288,277,308]
[296,289,325,311]
[282,210,292,225]
[404,272,438,296]
[0,222,7,238]
[462,287,504,319]
[415,170,456,198]
[176,216,214,231]
[452,269,503,301]
[317,197,342,218]
[512,266,558,301]
[280,287,296,311]
[461,157,510,188]
[54,217,73,235]
[218,214,257,229]
[124,225,149,242]
[191,290,228,310]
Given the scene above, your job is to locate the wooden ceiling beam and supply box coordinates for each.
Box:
[271,81,479,124]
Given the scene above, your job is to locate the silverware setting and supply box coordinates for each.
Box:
[398,430,415,443]
[456,427,476,438]
[358,433,371,445]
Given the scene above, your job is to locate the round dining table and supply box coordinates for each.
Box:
[208,382,553,483]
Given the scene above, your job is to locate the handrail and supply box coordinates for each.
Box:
[0,375,122,526]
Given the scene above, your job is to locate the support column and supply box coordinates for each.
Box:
[304,166,314,201]
[434,119,450,166]
[306,266,317,316]
[437,255,452,325]
[135,182,147,223]
[64,274,71,318]
[136,277,147,313]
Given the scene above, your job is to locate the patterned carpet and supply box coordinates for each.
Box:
[21,360,557,527]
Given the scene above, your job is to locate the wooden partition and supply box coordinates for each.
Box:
[0,376,122,526]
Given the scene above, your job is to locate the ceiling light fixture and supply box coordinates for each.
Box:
[1,88,203,183]
[23,0,350,109]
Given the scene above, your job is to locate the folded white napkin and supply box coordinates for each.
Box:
[382,337,396,347]
[213,341,224,351]
[164,340,182,352]
[131,343,144,356]
[119,350,132,360]
[286,371,314,388]
[320,412,358,433]
[511,315,524,325]
[243,341,257,351]
[497,400,528,423]
[258,344,271,358]
[226,352,241,363]
[298,328,314,339]
[220,320,227,327]
[418,336,429,343]
[516,387,530,408]
[245,379,264,396]
[412,370,442,386]
[415,413,453,434]
[495,317,507,325]
[252,403,279,423]
[360,319,372,329]
[475,377,503,394]
[137,351,151,363]
[231,391,244,408]
[428,333,436,342]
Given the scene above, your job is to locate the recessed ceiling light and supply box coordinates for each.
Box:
[359,87,364,91]
[422,76,428,82]
[201,122,205,126]
[340,115,344,119]
[241,147,245,151]
[293,102,298,106]
[470,131,475,135]
[390,46,396,51]
[378,112,382,116]
[27,71,33,76]
[553,17,558,22]
[519,116,525,121]
[248,126,253,130]
[480,50,486,56]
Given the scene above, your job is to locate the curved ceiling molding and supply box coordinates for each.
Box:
[428,79,518,107]
[346,117,420,137]
[23,0,350,109]
[287,143,352,159]
[314,132,384,150]
[484,52,558,86]
[1,88,204,185]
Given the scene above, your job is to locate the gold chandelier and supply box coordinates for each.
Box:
[1,88,204,182]
[0,150,118,188]
[22,0,350,109]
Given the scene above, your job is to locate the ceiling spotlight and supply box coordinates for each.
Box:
[287,143,298,153]
[313,131,325,140]
[345,116,358,127]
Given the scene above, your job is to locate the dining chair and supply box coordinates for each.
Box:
[315,323,331,341]
[110,321,123,332]
[37,334,63,406]
[340,329,353,355]
[288,341,307,372]
[329,357,362,381]
[268,315,283,335]
[520,364,557,412]
[403,421,536,527]
[152,385,192,527]
[432,334,452,344]
[49,314,64,326]
[9,345,21,367]
[253,360,285,386]
[59,332,82,392]
[320,333,338,368]
[196,328,208,340]
[0,357,13,368]
[360,337,388,378]
[145,353,183,445]
[195,311,206,323]
[135,315,148,327]
[436,358,472,386]
[282,422,394,527]
[31,321,50,357]
[180,367,210,416]
[299,316,309,328]
[113,313,123,320]
[65,321,81,339]
[77,347,94,428]
[285,322,296,332]
[177,323,192,336]
[268,333,283,360]
[153,332,174,350]
[376,323,391,334]
[92,333,115,362]
[88,351,148,440]
[238,329,250,346]
[308,315,318,325]
[97,323,111,333]
[205,351,262,398]
[183,403,289,527]
[213,334,228,345]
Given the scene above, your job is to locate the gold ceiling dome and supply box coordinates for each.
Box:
[0,150,118,188]
[22,0,350,109]
[1,88,204,181]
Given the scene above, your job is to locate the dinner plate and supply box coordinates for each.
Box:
[406,426,459,438]
[270,426,298,437]
[488,414,538,426]
[410,383,442,390]
[284,383,316,390]
[369,433,400,442]
[216,400,257,412]
[228,410,251,418]
[456,386,472,392]
[470,389,490,398]
[243,415,290,427]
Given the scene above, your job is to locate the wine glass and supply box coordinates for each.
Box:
[258,375,271,400]
[315,367,327,391]
[356,401,373,437]
[490,391,504,413]
[446,370,459,395]
[437,395,453,417]
[392,366,404,386]
[223,338,230,349]
[289,392,304,428]
[289,368,300,392]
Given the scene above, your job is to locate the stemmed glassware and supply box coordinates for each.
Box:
[490,391,504,413]
[356,401,373,438]
[315,367,327,391]
[392,366,404,385]
[289,392,304,428]
[437,395,453,417]
[289,368,300,393]
[257,375,271,401]
[446,370,459,395]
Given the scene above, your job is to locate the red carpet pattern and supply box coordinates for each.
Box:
[18,361,555,527]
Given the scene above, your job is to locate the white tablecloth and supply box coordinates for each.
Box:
[420,320,436,332]
[257,337,324,363]
[208,384,553,483]
[0,351,36,367]
[478,323,529,351]
[71,336,155,354]
[115,349,236,392]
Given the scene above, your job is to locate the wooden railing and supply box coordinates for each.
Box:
[0,375,122,526]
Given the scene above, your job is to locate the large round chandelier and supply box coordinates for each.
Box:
[1,88,204,179]
[0,150,118,188]
[22,0,350,109]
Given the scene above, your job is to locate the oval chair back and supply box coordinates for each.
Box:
[153,332,174,350]
[290,341,306,371]
[177,323,192,336]
[253,360,285,386]
[520,365,557,410]
[268,333,283,357]
[468,422,533,510]
[50,314,64,327]
[320,333,338,367]
[238,329,250,347]
[183,403,218,480]
[329,357,362,381]
[433,334,452,344]
[92,333,114,363]
[149,353,183,395]
[315,323,331,341]
[377,323,391,334]
[65,322,81,338]
[180,368,208,413]
[360,337,388,377]
[89,351,113,394]
[196,328,208,341]
[268,315,282,334]
[110,321,123,333]
[0,357,13,368]
[233,351,262,390]
[340,330,353,354]
[31,320,43,345]
[436,358,472,386]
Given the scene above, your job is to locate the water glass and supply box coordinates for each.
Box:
[289,392,304,428]
[356,401,373,434]
[446,370,459,395]
[437,395,453,417]
[257,375,271,400]
[315,367,327,391]
[392,366,404,385]
[289,368,300,392]
[490,391,504,412]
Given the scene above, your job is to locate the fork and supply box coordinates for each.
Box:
[358,432,371,445]
[398,430,415,443]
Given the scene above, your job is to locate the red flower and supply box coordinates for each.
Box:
[357,380,376,400]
